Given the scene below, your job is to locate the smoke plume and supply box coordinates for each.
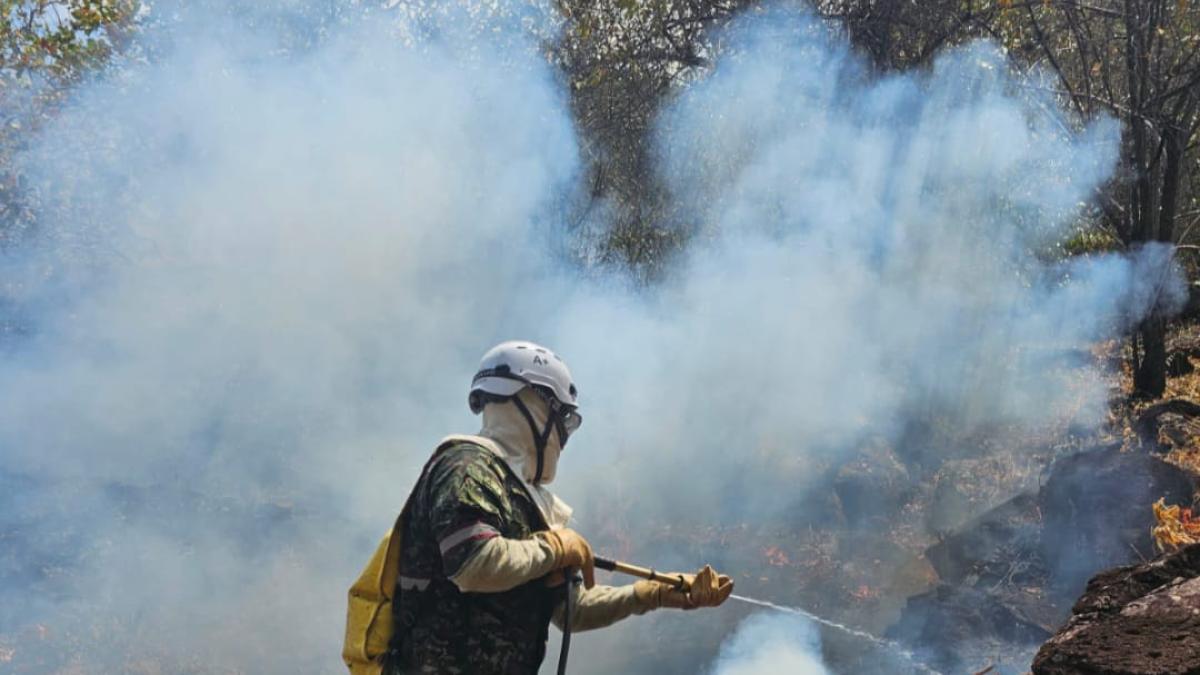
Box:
[0,1,1182,674]
[711,614,829,675]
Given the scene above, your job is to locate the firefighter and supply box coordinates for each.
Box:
[386,340,733,674]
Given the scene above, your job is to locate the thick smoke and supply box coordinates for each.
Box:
[0,2,1183,674]
[554,3,1175,544]
[0,8,578,673]
[711,614,829,675]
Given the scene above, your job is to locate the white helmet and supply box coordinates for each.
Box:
[469,340,579,413]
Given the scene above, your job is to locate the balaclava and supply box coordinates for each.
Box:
[473,387,572,529]
[479,387,565,484]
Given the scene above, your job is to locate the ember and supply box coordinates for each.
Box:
[762,545,791,568]
[850,584,879,601]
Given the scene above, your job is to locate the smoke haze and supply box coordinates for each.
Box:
[0,1,1183,674]
[711,614,829,675]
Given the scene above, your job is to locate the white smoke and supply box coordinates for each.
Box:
[552,6,1174,532]
[0,9,579,672]
[710,614,830,675]
[0,2,1183,674]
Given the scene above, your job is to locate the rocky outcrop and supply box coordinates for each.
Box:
[1037,443,1196,593]
[887,584,1052,673]
[889,443,1197,672]
[1033,544,1200,675]
[923,444,1195,602]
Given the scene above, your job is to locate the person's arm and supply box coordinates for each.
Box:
[451,536,557,593]
[426,448,593,593]
[427,449,541,589]
[551,564,735,631]
[550,583,651,632]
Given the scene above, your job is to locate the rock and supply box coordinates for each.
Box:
[925,456,1038,536]
[1032,544,1200,675]
[926,493,1045,587]
[921,442,1195,612]
[891,496,1059,670]
[1037,443,1196,595]
[1134,399,1200,451]
[887,442,1196,671]
[886,583,1052,673]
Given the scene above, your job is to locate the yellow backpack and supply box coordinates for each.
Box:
[343,443,453,674]
[342,513,405,675]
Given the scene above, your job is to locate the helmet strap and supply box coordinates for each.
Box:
[511,394,555,483]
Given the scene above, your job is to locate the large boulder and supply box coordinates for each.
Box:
[886,583,1052,673]
[889,442,1197,671]
[917,442,1196,610]
[1032,544,1200,675]
[925,492,1044,587]
[1037,443,1196,595]
[924,456,1036,536]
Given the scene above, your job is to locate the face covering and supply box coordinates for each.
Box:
[479,387,565,484]
[453,388,571,529]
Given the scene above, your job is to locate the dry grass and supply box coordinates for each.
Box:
[1116,321,1200,550]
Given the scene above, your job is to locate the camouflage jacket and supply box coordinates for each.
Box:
[387,439,559,675]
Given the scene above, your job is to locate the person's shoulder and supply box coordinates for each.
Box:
[429,440,506,481]
[426,441,513,511]
[436,439,497,464]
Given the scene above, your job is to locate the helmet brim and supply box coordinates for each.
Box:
[471,376,527,397]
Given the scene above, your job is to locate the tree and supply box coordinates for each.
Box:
[552,0,753,276]
[0,0,140,246]
[808,0,1200,399]
[813,0,1006,70]
[999,0,1200,397]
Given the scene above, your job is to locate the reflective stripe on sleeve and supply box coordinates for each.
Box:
[438,522,500,556]
[398,575,430,591]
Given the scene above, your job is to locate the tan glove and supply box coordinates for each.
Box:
[534,528,596,589]
[634,565,733,610]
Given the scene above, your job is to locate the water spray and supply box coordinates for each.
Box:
[593,556,942,674]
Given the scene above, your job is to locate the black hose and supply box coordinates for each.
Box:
[556,568,578,675]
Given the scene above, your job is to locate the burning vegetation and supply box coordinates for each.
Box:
[1152,498,1200,551]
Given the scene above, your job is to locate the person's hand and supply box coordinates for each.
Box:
[534,528,595,589]
[634,565,733,610]
[687,565,734,607]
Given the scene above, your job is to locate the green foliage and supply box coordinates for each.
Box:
[0,1,138,90]
[553,0,752,276]
[0,0,140,245]
[1061,227,1123,256]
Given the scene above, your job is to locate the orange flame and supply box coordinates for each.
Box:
[1152,498,1200,551]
